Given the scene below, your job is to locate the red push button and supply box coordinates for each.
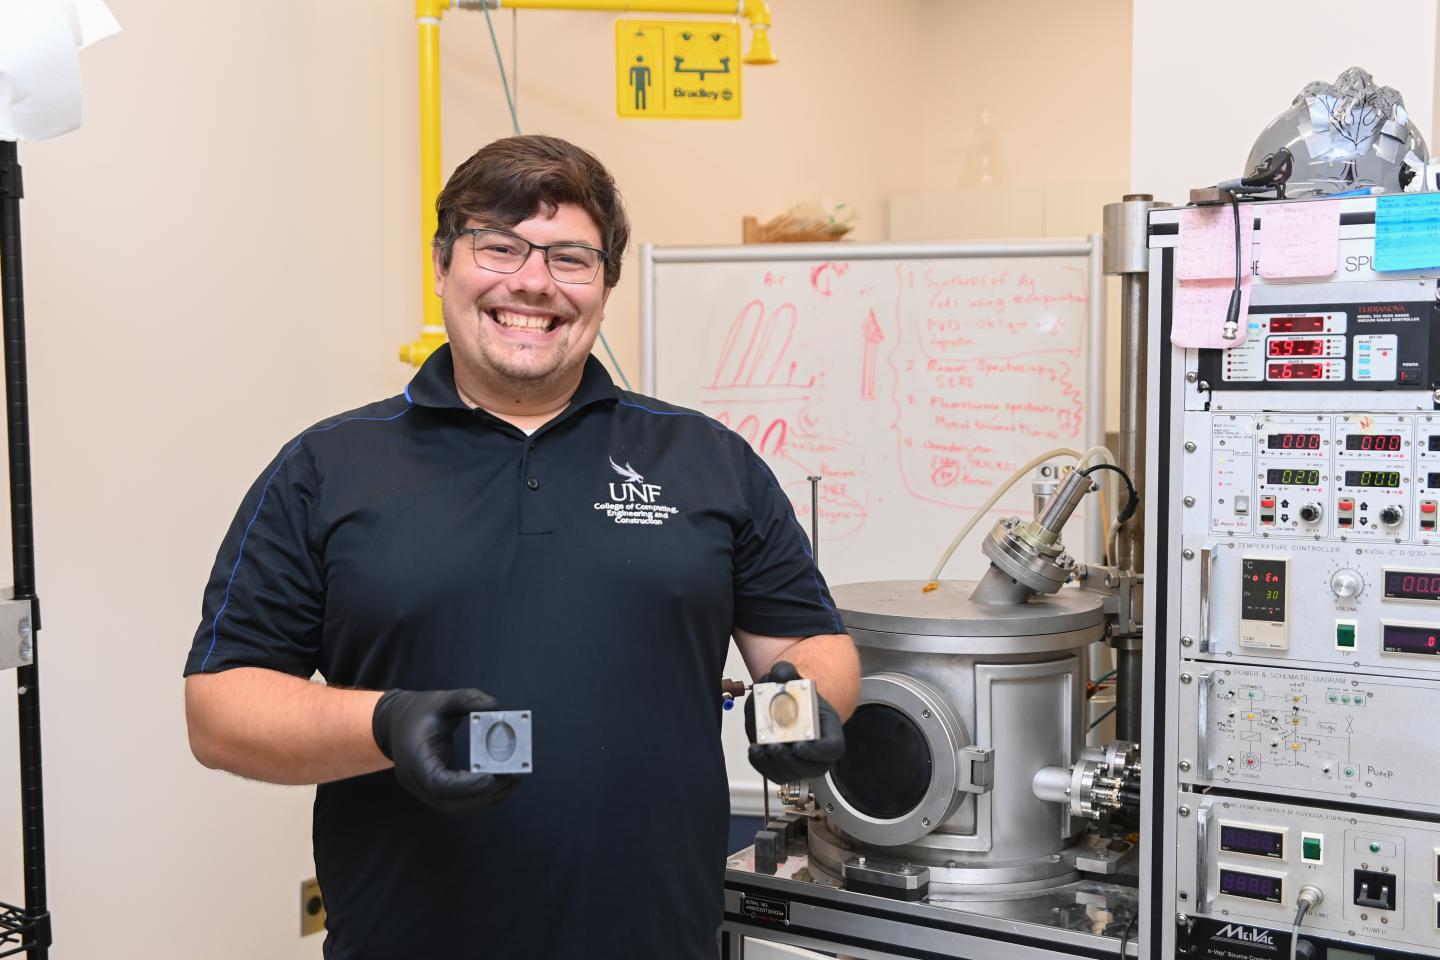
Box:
[1423,502,1437,514]
[1339,498,1355,510]
[1261,496,1276,509]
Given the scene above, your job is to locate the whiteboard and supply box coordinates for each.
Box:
[639,240,1105,815]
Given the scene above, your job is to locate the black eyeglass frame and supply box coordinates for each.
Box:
[458,227,609,285]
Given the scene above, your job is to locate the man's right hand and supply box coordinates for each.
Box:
[372,688,518,815]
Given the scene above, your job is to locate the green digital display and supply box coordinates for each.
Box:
[1344,471,1402,488]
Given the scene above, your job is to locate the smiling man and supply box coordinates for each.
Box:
[182,135,859,960]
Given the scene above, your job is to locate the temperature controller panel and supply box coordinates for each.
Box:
[1175,794,1440,954]
[1239,556,1289,650]
[1176,538,1440,677]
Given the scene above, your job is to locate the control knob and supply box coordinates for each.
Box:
[1380,505,1404,527]
[1330,569,1364,599]
[1299,502,1323,523]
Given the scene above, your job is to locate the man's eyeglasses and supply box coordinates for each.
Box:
[460,228,607,285]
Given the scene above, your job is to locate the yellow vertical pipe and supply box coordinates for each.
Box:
[403,0,451,366]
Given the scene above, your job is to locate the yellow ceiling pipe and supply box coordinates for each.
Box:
[401,0,777,366]
[401,0,452,367]
[459,0,777,64]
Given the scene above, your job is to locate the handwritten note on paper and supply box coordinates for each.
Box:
[1376,193,1440,271]
[1259,200,1340,278]
[1177,204,1255,281]
[1171,276,1252,349]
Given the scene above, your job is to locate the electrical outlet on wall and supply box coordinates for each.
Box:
[300,877,325,937]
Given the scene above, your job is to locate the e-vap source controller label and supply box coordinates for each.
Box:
[1183,918,1290,960]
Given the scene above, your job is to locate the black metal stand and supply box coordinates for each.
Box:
[0,139,50,959]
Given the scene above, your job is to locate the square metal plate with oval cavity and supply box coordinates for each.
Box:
[753,678,819,744]
[468,710,533,774]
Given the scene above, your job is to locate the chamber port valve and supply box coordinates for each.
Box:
[721,678,749,710]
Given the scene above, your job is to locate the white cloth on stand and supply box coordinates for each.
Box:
[0,0,120,142]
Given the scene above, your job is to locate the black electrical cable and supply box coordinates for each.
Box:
[1231,194,1242,289]
[1080,462,1139,523]
[1218,148,1293,196]
[1223,193,1244,340]
[1117,913,1137,959]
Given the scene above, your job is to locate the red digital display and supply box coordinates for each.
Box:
[1384,570,1440,602]
[1268,338,1325,357]
[1268,362,1325,380]
[1269,316,1325,333]
[1266,433,1322,450]
[1345,434,1404,452]
[1383,623,1440,657]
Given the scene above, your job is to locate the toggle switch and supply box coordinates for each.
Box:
[1336,622,1357,649]
[1353,869,1397,911]
[1259,495,1276,525]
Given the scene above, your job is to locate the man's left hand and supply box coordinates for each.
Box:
[744,661,845,782]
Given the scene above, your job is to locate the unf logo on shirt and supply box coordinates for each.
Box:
[595,458,678,526]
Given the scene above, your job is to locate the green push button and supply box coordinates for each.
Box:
[1371,841,1382,853]
[1337,623,1357,648]
[1303,836,1322,862]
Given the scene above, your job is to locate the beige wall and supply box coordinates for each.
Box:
[1132,0,1437,203]
[0,3,1129,957]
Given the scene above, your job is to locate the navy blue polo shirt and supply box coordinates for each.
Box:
[185,344,842,960]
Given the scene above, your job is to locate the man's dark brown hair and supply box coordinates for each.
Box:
[433,135,630,289]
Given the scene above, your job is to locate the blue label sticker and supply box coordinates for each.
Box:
[1375,193,1440,271]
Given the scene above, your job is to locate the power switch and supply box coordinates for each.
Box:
[1336,622,1357,649]
[1302,835,1323,863]
[1354,869,1397,911]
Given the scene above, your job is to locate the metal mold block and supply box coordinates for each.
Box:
[468,710,532,774]
[754,678,819,744]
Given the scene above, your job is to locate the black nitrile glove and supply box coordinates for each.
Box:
[372,688,518,815]
[744,661,845,783]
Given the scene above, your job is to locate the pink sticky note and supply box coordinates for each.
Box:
[1259,201,1340,279]
[1177,205,1255,281]
[1171,276,1252,349]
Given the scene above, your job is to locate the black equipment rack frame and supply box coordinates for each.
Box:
[0,139,51,958]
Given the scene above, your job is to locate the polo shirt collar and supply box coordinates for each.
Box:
[404,343,619,414]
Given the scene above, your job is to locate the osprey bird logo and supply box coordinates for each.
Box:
[609,457,644,483]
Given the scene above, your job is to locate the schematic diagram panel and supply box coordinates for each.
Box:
[1177,665,1440,813]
